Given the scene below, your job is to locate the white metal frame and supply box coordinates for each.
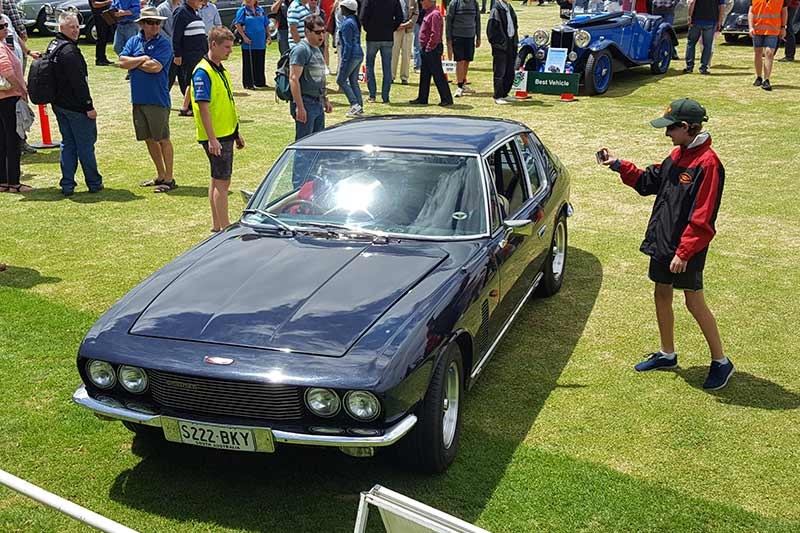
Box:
[354,485,490,533]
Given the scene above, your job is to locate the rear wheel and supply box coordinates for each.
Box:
[585,50,613,95]
[536,212,568,297]
[650,36,673,74]
[723,33,739,44]
[401,344,463,473]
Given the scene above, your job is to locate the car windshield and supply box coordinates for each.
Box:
[245,149,487,239]
[572,0,630,15]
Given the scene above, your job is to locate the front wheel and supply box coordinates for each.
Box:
[536,212,568,297]
[584,50,613,95]
[723,33,739,44]
[84,20,97,43]
[401,344,463,473]
[650,36,673,74]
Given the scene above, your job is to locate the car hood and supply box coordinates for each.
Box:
[129,233,448,357]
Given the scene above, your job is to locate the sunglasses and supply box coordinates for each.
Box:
[0,23,8,30]
[141,20,161,25]
[666,122,685,131]
[309,29,325,35]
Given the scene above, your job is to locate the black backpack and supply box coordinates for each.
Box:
[27,40,71,105]
[274,49,292,102]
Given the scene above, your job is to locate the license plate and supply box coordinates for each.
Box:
[161,418,274,453]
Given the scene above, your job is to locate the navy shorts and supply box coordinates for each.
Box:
[752,34,779,48]
[452,36,475,62]
[648,258,704,291]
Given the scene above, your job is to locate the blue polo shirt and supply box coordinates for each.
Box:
[111,0,141,24]
[234,5,269,50]
[121,32,174,108]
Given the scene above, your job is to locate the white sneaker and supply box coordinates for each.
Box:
[346,104,362,117]
[494,98,510,105]
[454,87,463,97]
[504,95,517,102]
[462,85,476,94]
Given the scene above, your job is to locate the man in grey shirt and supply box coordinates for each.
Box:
[446,0,480,97]
[158,0,182,88]
[289,15,332,140]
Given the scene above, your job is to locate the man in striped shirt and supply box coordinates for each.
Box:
[173,0,208,115]
[288,0,313,49]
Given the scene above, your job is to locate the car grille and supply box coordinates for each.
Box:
[148,369,304,421]
[550,28,574,50]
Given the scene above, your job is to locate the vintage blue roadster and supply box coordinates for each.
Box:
[528,0,678,94]
[73,116,572,473]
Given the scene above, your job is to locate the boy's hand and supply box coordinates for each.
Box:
[669,255,688,273]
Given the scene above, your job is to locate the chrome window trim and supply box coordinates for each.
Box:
[246,147,492,241]
[484,137,540,238]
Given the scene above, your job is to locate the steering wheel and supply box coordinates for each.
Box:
[280,199,321,215]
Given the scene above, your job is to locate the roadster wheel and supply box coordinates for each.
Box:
[402,344,463,473]
[724,34,739,44]
[585,50,613,95]
[650,36,673,74]
[536,212,568,297]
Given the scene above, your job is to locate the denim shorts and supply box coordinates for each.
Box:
[752,34,779,49]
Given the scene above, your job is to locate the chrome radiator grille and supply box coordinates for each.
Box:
[148,370,304,421]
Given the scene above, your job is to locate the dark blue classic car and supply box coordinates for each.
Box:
[529,0,677,94]
[73,116,572,472]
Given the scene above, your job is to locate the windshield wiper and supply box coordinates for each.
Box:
[241,209,295,234]
[295,222,389,242]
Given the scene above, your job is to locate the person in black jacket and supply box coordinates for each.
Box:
[486,0,517,104]
[172,0,208,116]
[50,13,103,196]
[359,0,403,103]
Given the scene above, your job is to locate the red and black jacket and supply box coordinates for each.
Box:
[615,134,724,270]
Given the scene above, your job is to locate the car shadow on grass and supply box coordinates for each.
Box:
[675,366,800,410]
[602,67,684,98]
[0,265,60,289]
[19,187,144,203]
[107,246,602,531]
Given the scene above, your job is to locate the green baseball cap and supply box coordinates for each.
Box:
[650,98,709,128]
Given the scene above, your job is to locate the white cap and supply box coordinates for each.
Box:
[340,0,358,12]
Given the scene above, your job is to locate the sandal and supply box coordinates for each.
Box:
[4,184,34,193]
[140,178,166,187]
[153,179,177,193]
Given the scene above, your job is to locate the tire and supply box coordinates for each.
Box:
[84,20,97,44]
[536,212,568,297]
[122,421,163,439]
[584,50,613,95]
[650,35,673,74]
[401,344,464,473]
[723,34,739,44]
[35,10,49,34]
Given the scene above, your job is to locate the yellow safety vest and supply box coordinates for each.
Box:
[751,0,783,36]
[191,57,239,142]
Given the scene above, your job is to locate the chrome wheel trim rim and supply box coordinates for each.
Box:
[552,220,566,280]
[442,361,460,449]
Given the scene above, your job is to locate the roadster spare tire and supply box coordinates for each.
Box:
[650,35,673,74]
[585,50,613,95]
[402,343,464,473]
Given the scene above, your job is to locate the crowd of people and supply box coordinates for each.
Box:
[0,0,798,228]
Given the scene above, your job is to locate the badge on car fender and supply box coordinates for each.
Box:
[204,356,234,365]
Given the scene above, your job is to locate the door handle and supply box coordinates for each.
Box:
[537,225,547,238]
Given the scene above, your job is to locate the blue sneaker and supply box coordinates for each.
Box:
[634,352,678,372]
[703,359,735,390]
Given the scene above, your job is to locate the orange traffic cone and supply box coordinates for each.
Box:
[515,69,530,99]
[559,92,576,102]
[30,104,60,149]
[358,64,367,84]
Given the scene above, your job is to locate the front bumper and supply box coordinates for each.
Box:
[72,385,417,449]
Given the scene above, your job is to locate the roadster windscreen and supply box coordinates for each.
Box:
[573,0,627,14]
[246,149,488,238]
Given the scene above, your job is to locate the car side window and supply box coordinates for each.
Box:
[486,141,529,217]
[484,160,503,230]
[514,134,545,195]
[526,132,560,183]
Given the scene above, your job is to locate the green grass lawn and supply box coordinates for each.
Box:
[2,6,799,532]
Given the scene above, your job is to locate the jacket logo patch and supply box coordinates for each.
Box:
[679,172,693,185]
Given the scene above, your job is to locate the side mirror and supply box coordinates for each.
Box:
[504,219,533,237]
[240,189,254,203]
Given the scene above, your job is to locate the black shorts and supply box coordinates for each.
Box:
[452,36,475,62]
[200,138,235,180]
[648,258,704,291]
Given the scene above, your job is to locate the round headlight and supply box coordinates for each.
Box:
[86,360,116,389]
[574,29,591,48]
[533,29,549,47]
[344,391,381,421]
[44,4,54,15]
[568,51,578,61]
[305,388,341,417]
[118,365,148,393]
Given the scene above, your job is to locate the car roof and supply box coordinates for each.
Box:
[290,115,530,154]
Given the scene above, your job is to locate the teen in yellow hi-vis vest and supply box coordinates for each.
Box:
[191,26,245,232]
[748,0,788,90]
